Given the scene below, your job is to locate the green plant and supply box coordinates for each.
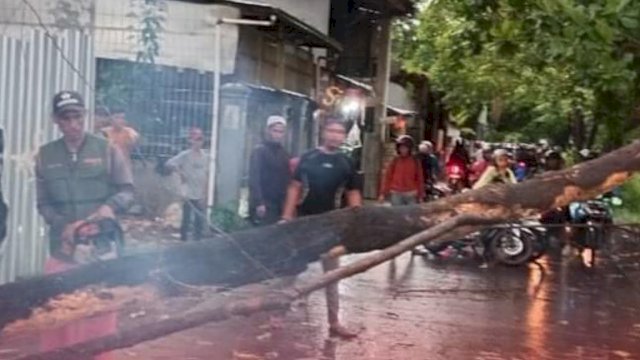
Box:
[209,204,250,233]
[128,0,167,64]
[614,175,640,223]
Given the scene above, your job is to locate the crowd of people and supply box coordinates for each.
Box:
[32,90,366,336]
[41,91,587,257]
[377,133,584,206]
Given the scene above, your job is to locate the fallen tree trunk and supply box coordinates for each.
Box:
[21,214,497,360]
[3,141,640,354]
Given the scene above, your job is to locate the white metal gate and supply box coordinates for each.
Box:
[0,29,93,283]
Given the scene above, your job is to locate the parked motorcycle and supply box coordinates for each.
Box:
[567,193,621,265]
[424,220,546,266]
[445,164,468,194]
[486,221,547,265]
[424,181,454,201]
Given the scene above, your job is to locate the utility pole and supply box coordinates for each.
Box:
[362,17,392,199]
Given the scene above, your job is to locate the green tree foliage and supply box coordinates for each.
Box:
[128,0,167,64]
[395,0,640,148]
[97,0,167,120]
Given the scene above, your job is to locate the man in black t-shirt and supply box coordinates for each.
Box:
[281,118,362,338]
[282,118,362,220]
[292,147,359,215]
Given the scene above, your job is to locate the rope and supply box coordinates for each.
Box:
[154,164,278,281]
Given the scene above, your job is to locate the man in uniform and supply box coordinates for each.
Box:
[36,91,134,273]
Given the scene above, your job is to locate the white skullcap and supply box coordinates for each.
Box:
[267,115,287,127]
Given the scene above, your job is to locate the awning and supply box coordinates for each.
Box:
[387,105,417,116]
[188,0,343,52]
[335,74,374,94]
[356,0,415,17]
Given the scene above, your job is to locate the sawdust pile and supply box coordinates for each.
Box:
[4,285,158,335]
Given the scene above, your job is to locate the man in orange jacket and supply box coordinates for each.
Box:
[378,135,424,205]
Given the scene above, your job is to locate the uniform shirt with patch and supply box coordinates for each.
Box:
[293,149,359,216]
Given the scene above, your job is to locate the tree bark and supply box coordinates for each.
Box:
[19,214,495,360]
[4,140,640,356]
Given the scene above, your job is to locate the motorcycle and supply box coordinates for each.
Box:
[486,221,547,265]
[424,220,546,266]
[567,193,621,265]
[445,164,468,194]
[424,181,451,201]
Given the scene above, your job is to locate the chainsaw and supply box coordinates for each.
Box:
[73,218,125,264]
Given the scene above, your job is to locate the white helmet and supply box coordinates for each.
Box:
[419,140,433,153]
[493,148,509,159]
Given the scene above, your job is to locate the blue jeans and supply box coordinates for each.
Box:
[390,191,418,206]
[181,200,205,241]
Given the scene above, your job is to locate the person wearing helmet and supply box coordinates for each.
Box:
[418,140,440,184]
[513,147,531,182]
[379,135,424,205]
[472,149,517,189]
[544,149,565,171]
[445,139,471,190]
[469,146,492,184]
[578,148,598,162]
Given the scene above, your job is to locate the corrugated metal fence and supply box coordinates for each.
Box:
[0,29,93,283]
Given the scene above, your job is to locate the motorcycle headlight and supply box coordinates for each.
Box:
[611,197,623,207]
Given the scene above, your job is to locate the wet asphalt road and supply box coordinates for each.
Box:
[105,233,640,360]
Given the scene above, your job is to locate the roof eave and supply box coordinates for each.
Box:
[180,0,342,52]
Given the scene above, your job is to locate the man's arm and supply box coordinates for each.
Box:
[165,151,185,171]
[416,160,425,200]
[104,145,135,214]
[345,157,363,207]
[281,180,303,221]
[35,154,65,227]
[378,159,395,200]
[129,128,140,143]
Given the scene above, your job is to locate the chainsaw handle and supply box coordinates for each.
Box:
[73,218,123,245]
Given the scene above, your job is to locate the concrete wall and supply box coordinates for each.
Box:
[234,28,315,96]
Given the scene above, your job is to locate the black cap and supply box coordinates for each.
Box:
[52,90,85,115]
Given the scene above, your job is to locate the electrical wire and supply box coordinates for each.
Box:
[21,0,95,93]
